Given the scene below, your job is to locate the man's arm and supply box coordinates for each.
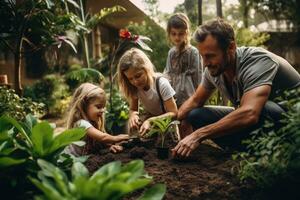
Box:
[173,85,271,157]
[178,85,213,120]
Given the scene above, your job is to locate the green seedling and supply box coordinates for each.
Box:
[147,116,180,148]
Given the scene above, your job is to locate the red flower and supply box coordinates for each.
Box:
[119,29,131,39]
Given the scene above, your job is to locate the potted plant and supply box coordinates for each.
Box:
[147,116,180,159]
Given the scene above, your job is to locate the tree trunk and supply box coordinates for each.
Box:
[14,38,23,96]
[198,0,202,25]
[216,0,223,18]
[241,0,249,28]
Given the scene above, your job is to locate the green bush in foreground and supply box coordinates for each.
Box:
[30,159,166,200]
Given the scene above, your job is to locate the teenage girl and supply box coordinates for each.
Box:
[165,13,203,138]
[165,13,203,107]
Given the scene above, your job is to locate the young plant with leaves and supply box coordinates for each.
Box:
[30,159,166,200]
[147,116,180,148]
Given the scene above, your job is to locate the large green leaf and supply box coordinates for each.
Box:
[121,160,145,182]
[0,115,32,147]
[50,128,85,153]
[91,161,122,179]
[72,162,89,180]
[37,159,70,197]
[0,156,26,168]
[30,177,64,200]
[138,184,166,200]
[31,122,54,157]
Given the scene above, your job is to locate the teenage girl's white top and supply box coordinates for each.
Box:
[137,76,175,116]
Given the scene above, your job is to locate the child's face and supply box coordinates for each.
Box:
[169,28,187,47]
[124,68,149,90]
[86,98,106,123]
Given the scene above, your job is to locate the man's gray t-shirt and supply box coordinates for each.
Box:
[202,47,300,107]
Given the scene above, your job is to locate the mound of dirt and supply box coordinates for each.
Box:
[85,141,255,200]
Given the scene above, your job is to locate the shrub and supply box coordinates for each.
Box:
[235,88,300,187]
[0,86,45,120]
[24,74,70,116]
[30,159,166,200]
[65,67,104,92]
[0,115,85,198]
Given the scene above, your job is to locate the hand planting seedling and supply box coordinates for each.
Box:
[146,116,180,159]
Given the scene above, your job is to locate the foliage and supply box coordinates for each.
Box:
[0,114,85,197]
[30,159,166,200]
[105,89,129,134]
[0,115,85,163]
[0,0,79,94]
[235,25,270,47]
[249,0,300,31]
[66,2,126,68]
[24,74,70,116]
[0,86,45,121]
[65,68,105,91]
[127,20,168,72]
[147,116,180,148]
[234,88,300,187]
[175,0,217,30]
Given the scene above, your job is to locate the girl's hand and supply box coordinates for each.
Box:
[115,134,129,142]
[139,120,151,136]
[109,144,124,153]
[129,112,140,129]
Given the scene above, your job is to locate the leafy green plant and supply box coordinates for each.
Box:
[24,74,70,116]
[147,116,180,148]
[65,68,104,91]
[0,114,86,198]
[0,0,79,95]
[0,86,45,121]
[235,25,270,47]
[105,89,129,134]
[30,159,166,200]
[234,88,300,187]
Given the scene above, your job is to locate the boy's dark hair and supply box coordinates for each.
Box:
[193,18,235,52]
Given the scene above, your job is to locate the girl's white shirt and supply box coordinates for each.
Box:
[137,76,175,116]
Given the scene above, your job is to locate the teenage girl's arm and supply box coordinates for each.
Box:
[128,96,140,129]
[86,127,129,144]
[140,97,177,136]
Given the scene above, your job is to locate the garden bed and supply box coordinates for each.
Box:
[86,142,254,200]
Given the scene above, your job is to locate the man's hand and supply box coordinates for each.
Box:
[172,132,201,157]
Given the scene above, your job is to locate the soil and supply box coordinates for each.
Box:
[85,140,256,200]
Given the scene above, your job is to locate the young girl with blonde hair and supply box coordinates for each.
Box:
[117,48,178,136]
[66,83,129,155]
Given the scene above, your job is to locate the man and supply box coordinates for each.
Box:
[172,19,300,157]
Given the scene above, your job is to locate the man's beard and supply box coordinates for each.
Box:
[209,54,230,77]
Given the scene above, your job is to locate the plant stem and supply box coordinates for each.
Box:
[79,0,90,68]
